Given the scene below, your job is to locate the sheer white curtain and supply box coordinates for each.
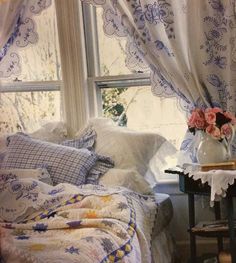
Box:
[0,0,24,50]
[0,0,51,78]
[82,0,236,160]
[82,0,236,111]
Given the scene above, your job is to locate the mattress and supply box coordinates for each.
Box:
[154,193,173,235]
[152,193,175,263]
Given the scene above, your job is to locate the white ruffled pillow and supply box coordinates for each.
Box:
[30,121,68,144]
[99,168,153,194]
[84,118,167,176]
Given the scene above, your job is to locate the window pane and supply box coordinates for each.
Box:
[101,86,187,150]
[0,91,61,135]
[96,8,132,76]
[6,0,61,82]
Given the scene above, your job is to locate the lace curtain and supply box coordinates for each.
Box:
[0,0,51,78]
[81,0,236,161]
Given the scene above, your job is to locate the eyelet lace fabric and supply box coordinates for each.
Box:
[183,163,236,206]
[81,0,236,161]
[0,0,51,78]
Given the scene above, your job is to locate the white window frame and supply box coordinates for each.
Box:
[0,0,63,122]
[0,81,61,93]
[82,3,151,117]
[82,4,179,185]
[0,1,179,185]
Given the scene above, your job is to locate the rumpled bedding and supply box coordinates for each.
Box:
[0,178,157,263]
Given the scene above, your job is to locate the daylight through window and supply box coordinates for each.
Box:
[0,0,62,136]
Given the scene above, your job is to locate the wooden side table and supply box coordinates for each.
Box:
[165,169,236,263]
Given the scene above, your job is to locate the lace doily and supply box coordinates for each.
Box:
[182,163,236,206]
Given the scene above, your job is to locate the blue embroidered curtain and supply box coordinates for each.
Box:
[0,0,51,78]
[82,0,236,160]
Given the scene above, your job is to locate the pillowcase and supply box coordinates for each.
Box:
[0,121,68,166]
[86,118,167,176]
[1,134,98,186]
[63,126,114,184]
[0,135,8,168]
[61,126,96,150]
[0,177,54,222]
[86,155,114,184]
[0,168,53,185]
[99,168,153,194]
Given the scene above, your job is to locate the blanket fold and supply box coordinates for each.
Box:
[0,179,156,263]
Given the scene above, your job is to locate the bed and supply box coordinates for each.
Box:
[0,118,176,263]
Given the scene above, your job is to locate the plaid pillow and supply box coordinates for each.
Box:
[1,134,98,186]
[86,155,114,184]
[61,127,114,185]
[61,126,96,150]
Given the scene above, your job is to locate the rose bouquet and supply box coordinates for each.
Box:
[188,107,236,141]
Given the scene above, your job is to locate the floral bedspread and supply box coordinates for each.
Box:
[0,178,156,263]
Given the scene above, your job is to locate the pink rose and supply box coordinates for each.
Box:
[221,123,232,138]
[188,108,205,129]
[205,111,216,125]
[206,125,221,139]
[188,112,198,127]
[195,108,205,119]
[212,107,223,113]
[195,118,206,129]
[205,107,222,113]
[224,112,236,125]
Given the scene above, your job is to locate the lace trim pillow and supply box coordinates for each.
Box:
[87,118,167,176]
[1,134,98,186]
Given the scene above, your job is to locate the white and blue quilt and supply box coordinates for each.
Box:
[0,177,156,263]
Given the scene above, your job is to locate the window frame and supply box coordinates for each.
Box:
[0,80,61,93]
[82,3,151,115]
[0,1,63,134]
[0,0,63,94]
[82,4,178,184]
[0,2,179,184]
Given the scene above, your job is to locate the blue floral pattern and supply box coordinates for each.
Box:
[10,180,38,201]
[207,74,232,110]
[144,1,175,39]
[33,223,48,232]
[65,246,80,255]
[0,0,51,78]
[200,0,228,68]
[81,0,236,161]
[0,183,156,263]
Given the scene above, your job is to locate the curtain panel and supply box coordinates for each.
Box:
[0,0,51,78]
[82,0,236,160]
[81,0,236,112]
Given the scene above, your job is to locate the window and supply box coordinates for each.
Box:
[84,5,187,148]
[83,4,187,181]
[0,1,62,135]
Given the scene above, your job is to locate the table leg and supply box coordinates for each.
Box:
[188,194,196,263]
[214,201,223,252]
[227,196,236,263]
